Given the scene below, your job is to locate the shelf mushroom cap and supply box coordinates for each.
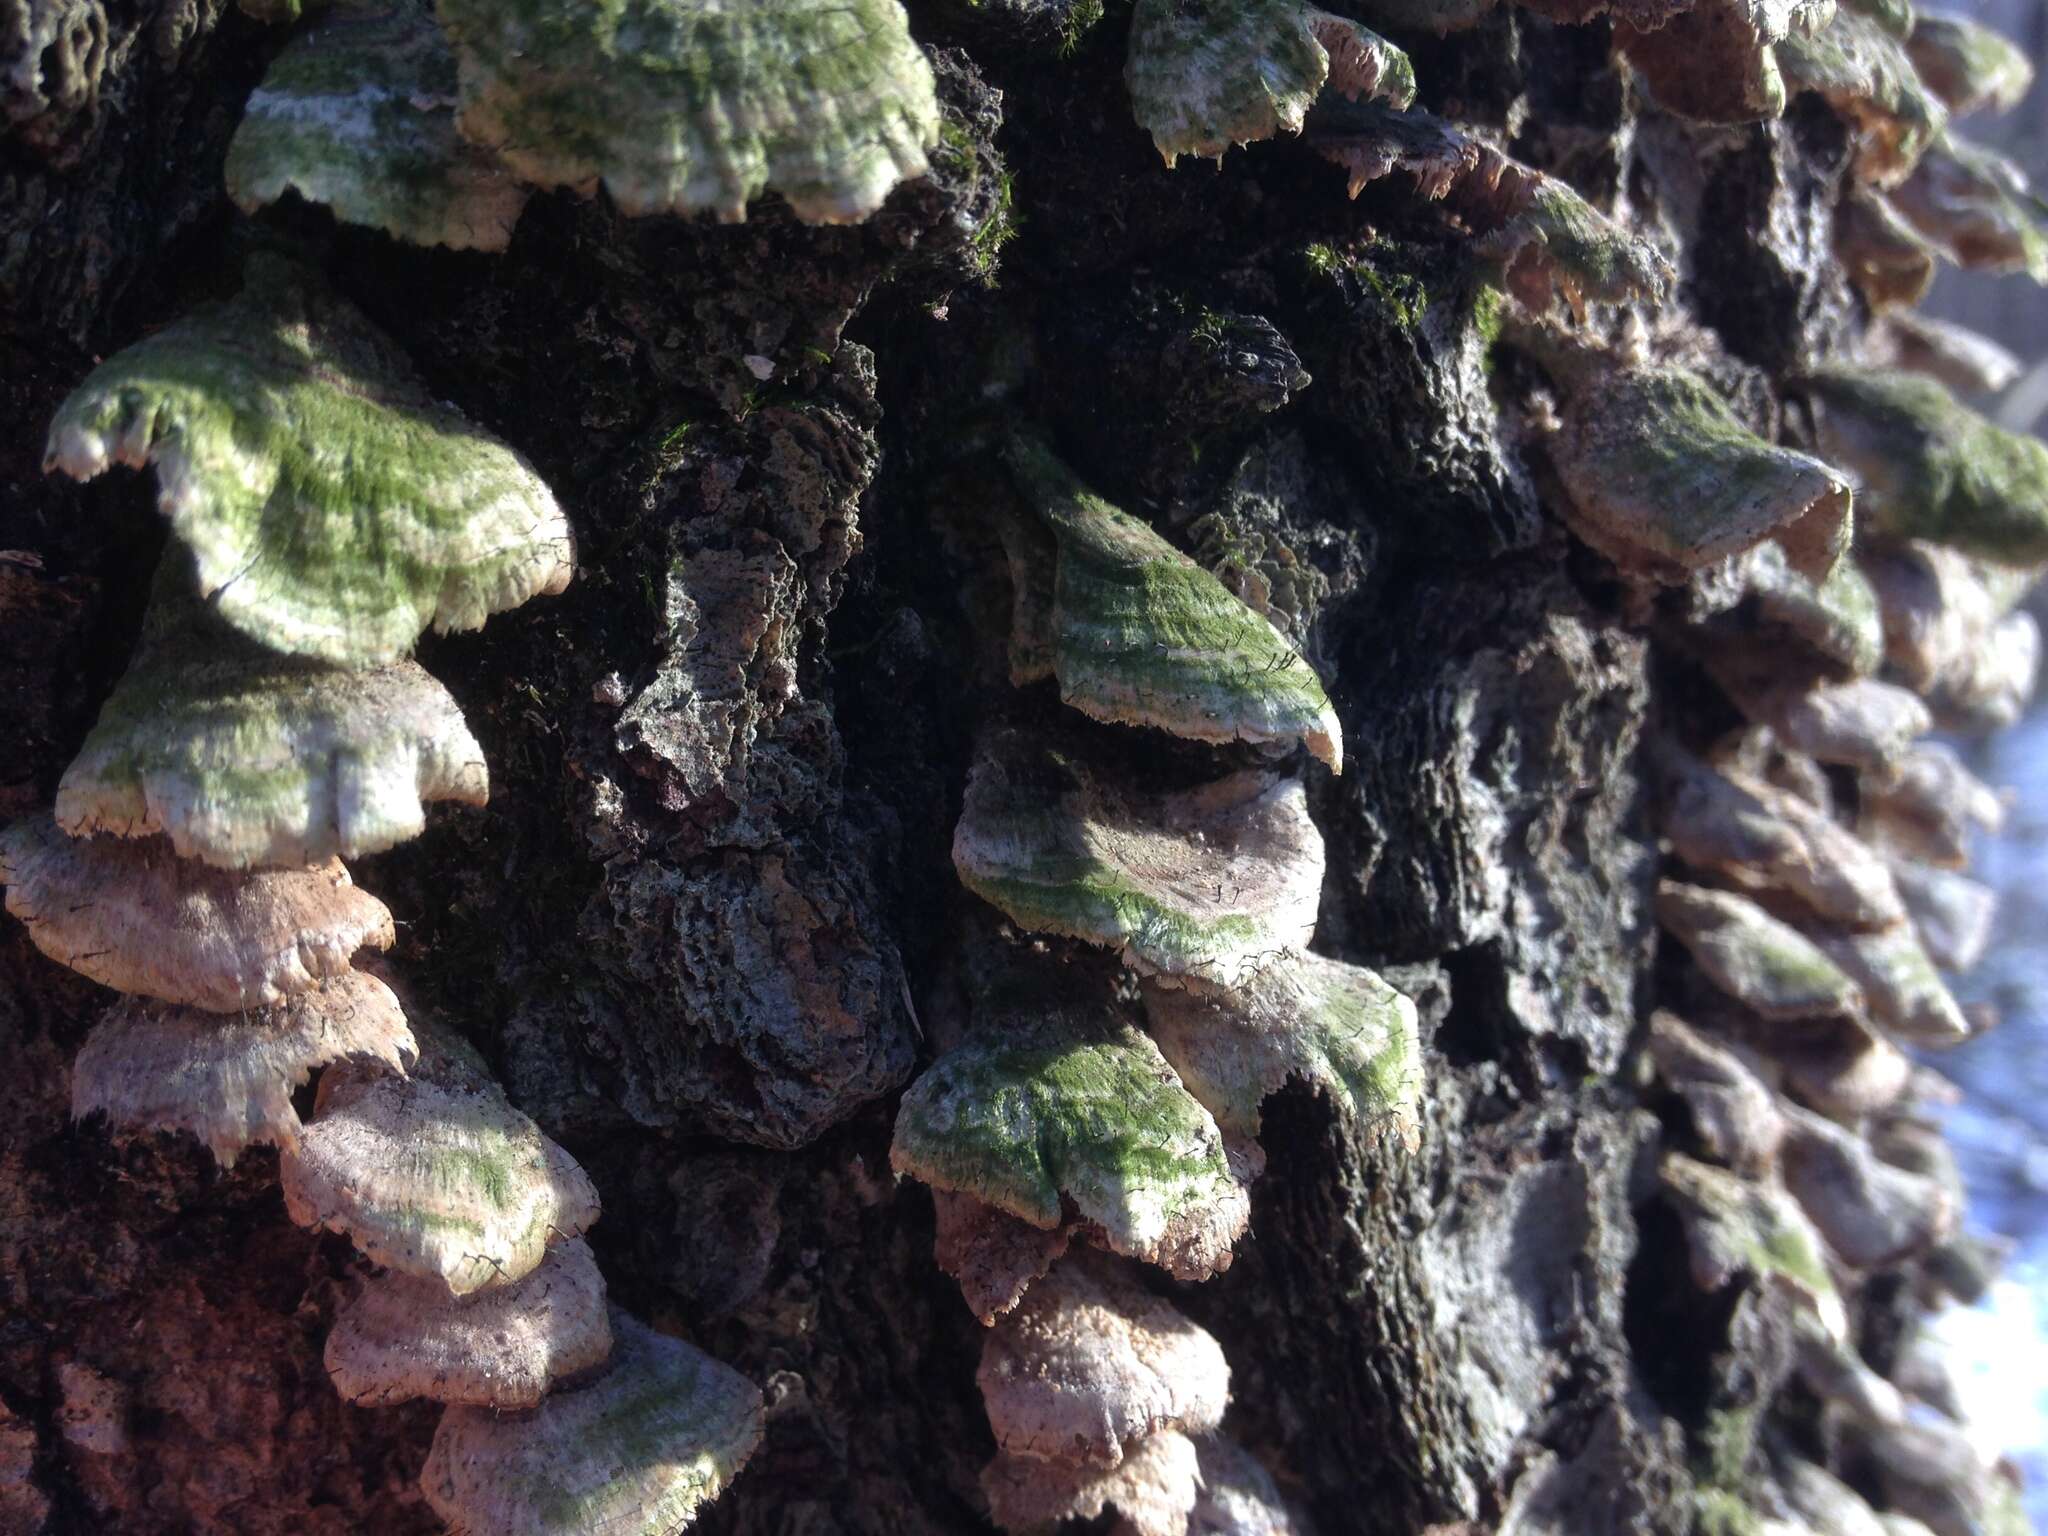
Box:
[433,0,939,225]
[1647,1012,1786,1175]
[1906,10,2034,118]
[0,814,394,1012]
[225,5,530,251]
[1779,1101,1957,1267]
[983,1426,1202,1536]
[892,1011,1250,1283]
[281,1066,600,1295]
[1659,1151,1848,1340]
[1815,923,1970,1046]
[43,257,574,667]
[978,1254,1229,1468]
[71,969,414,1166]
[1549,364,1852,584]
[1616,0,1837,125]
[326,1236,614,1409]
[1656,881,1863,1023]
[1124,0,1415,166]
[1892,132,2048,279]
[952,732,1324,989]
[1002,437,1343,772]
[1775,10,1948,188]
[1886,858,1996,972]
[933,1190,1077,1326]
[57,579,487,870]
[1141,953,1422,1149]
[421,1309,764,1536]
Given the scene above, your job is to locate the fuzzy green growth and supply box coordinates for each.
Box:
[1908,11,2033,116]
[1004,436,1341,768]
[226,7,530,251]
[1801,363,2048,563]
[434,0,940,224]
[1125,0,1414,166]
[1777,10,1947,186]
[44,258,572,667]
[891,1011,1245,1276]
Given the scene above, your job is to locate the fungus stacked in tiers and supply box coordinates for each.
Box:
[7,258,763,1536]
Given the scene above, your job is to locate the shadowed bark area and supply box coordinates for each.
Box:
[0,0,1980,1533]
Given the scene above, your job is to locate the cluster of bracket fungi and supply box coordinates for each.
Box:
[7,0,2048,1531]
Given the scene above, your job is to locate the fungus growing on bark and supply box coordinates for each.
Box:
[1306,98,1478,200]
[70,969,414,1166]
[1648,1012,1786,1175]
[1001,438,1343,771]
[1816,924,1970,1045]
[1140,954,1422,1159]
[1124,0,1414,166]
[1857,742,2004,867]
[1741,543,1886,677]
[1189,1436,1299,1536]
[1905,10,2033,118]
[326,1237,613,1409]
[1796,365,2048,562]
[977,1253,1229,1466]
[1778,1101,1956,1267]
[42,258,573,666]
[1860,540,2038,725]
[1853,1417,2014,1536]
[1616,0,1836,125]
[1660,1152,1847,1338]
[1655,751,1903,930]
[420,1309,764,1536]
[951,732,1324,989]
[55,578,488,869]
[0,814,394,1011]
[280,1065,600,1295]
[225,5,530,251]
[1458,147,1675,314]
[1546,364,1852,583]
[891,1009,1251,1282]
[1836,190,1940,309]
[1708,671,1932,774]
[1792,1315,1906,1425]
[1774,11,1947,187]
[433,0,939,224]
[1886,858,1996,972]
[983,1426,1202,1536]
[1774,1014,1912,1122]
[1656,881,1863,1023]
[1891,133,2048,280]
[933,1190,1077,1327]
[1868,311,2022,395]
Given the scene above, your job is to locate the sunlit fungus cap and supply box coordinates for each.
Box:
[1655,881,1863,1023]
[983,1427,1202,1536]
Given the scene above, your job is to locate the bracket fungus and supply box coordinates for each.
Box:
[56,582,488,869]
[1660,1152,1847,1340]
[977,1254,1229,1467]
[1797,365,2048,563]
[420,1309,765,1536]
[1648,1012,1786,1175]
[1905,10,2033,118]
[1124,0,1415,166]
[225,5,531,251]
[43,259,574,666]
[326,1236,614,1409]
[1001,438,1342,772]
[1547,364,1853,584]
[1738,542,1886,677]
[432,0,939,225]
[1139,954,1422,1156]
[1891,133,2048,280]
[1816,924,1970,1045]
[1886,859,1996,972]
[983,1425,1203,1536]
[1779,1101,1956,1267]
[952,733,1324,989]
[1617,0,1837,125]
[280,1065,601,1295]
[1775,11,1947,188]
[0,814,394,1011]
[1708,671,1933,773]
[934,1190,1078,1327]
[70,969,415,1166]
[1837,190,1941,310]
[1857,741,2004,868]
[1867,311,2022,395]
[1656,881,1863,1023]
[891,1010,1251,1283]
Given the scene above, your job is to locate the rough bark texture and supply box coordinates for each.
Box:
[0,2,1946,1534]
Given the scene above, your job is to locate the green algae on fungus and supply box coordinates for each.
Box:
[1459,148,1674,314]
[280,1064,600,1295]
[434,0,939,224]
[421,1309,763,1536]
[1548,364,1852,583]
[1744,542,1886,676]
[1776,8,1948,187]
[951,731,1325,989]
[226,5,531,252]
[56,572,487,870]
[1124,0,1414,166]
[1001,437,1342,771]
[43,258,573,667]
[1796,364,2048,563]
[1617,0,1837,125]
[978,1254,1229,1467]
[1140,954,1422,1154]
[1655,880,1862,1023]
[1658,1152,1847,1338]
[890,1010,1250,1281]
[327,1237,614,1410]
[71,970,415,1167]
[1907,10,2033,118]
[1892,132,2048,280]
[1816,923,1970,1045]
[0,813,394,1012]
